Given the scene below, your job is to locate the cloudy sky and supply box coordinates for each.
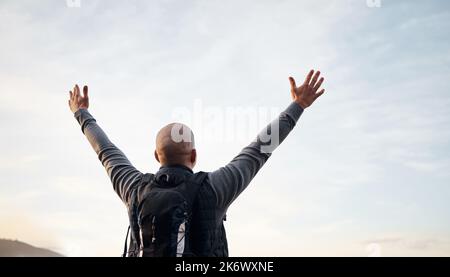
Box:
[0,0,449,256]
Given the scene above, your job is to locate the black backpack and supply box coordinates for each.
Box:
[122,171,208,257]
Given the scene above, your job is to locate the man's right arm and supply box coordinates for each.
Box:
[74,109,143,204]
[69,84,143,204]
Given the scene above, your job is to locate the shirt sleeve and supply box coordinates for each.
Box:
[208,102,304,209]
[74,109,144,204]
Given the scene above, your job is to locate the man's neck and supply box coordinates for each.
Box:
[159,163,193,173]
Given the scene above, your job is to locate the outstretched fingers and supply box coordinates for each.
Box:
[303,70,314,86]
[313,77,324,92]
[289,76,297,90]
[314,89,325,100]
[75,84,80,96]
[74,84,80,102]
[83,85,89,98]
[289,76,297,99]
[310,71,321,88]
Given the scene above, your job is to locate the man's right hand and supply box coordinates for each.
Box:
[289,70,325,109]
[69,84,89,113]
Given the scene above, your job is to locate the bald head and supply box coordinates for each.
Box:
[154,123,196,168]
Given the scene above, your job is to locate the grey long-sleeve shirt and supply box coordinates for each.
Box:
[74,101,303,209]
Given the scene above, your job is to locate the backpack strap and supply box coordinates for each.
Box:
[122,226,131,257]
[182,171,208,208]
[140,173,153,187]
[179,171,208,257]
[123,173,154,257]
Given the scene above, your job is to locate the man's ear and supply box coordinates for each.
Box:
[154,150,160,163]
[191,149,197,166]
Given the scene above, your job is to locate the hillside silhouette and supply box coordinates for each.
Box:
[0,238,63,257]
